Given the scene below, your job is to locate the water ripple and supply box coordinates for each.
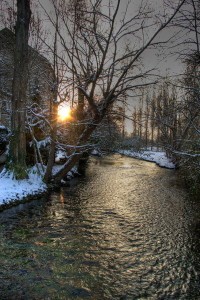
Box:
[0,155,200,299]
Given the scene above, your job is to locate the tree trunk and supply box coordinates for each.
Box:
[9,0,31,179]
[43,101,58,183]
[77,88,85,123]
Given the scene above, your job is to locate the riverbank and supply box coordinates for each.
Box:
[0,165,47,207]
[0,150,175,208]
[0,164,78,208]
[118,149,175,169]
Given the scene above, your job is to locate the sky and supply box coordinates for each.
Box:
[38,0,186,73]
[0,0,187,78]
[38,0,184,72]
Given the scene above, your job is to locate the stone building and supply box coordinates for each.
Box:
[0,28,56,128]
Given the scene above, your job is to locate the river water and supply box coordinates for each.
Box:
[0,154,200,299]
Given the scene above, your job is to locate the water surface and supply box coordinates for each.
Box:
[0,155,200,299]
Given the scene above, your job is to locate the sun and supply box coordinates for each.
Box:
[58,105,72,121]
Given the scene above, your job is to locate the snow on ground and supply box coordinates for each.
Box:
[0,149,78,206]
[0,165,47,205]
[55,149,67,163]
[118,149,175,169]
[91,149,102,156]
[0,163,79,206]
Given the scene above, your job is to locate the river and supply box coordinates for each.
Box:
[0,154,200,299]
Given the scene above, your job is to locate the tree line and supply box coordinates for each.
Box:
[131,67,200,195]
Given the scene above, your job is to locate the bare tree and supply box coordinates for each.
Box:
[38,0,186,183]
[144,94,150,149]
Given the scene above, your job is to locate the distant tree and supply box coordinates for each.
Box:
[150,91,156,150]
[152,82,179,153]
[91,106,122,151]
[167,0,200,158]
[144,94,150,149]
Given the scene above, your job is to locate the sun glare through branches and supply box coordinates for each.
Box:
[58,104,72,122]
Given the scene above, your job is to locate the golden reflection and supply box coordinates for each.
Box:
[59,193,65,206]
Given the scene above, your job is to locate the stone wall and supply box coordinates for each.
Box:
[0,28,56,129]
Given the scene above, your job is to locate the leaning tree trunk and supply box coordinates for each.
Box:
[53,113,102,183]
[43,100,58,183]
[9,0,31,179]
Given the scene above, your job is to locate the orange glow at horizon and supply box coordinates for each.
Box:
[58,105,72,121]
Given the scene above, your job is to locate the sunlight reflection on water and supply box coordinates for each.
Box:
[0,154,200,299]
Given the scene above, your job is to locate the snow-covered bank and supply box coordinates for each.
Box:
[0,163,80,207]
[0,147,81,208]
[118,149,175,169]
[0,166,47,206]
